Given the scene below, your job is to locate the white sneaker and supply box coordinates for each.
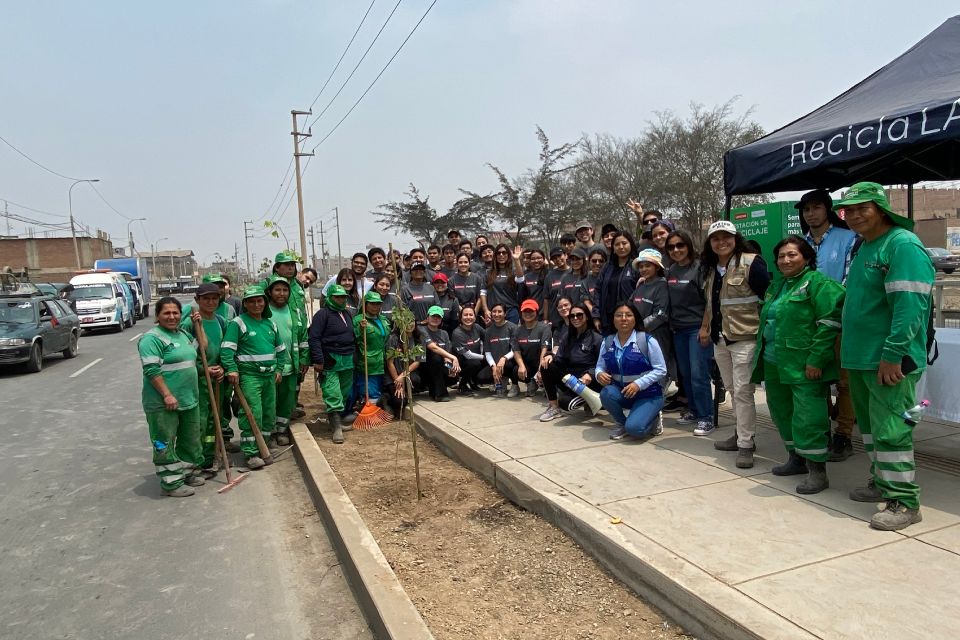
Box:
[676,411,697,425]
[693,420,716,436]
[653,413,664,436]
[539,405,562,422]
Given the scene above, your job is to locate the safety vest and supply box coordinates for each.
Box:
[704,253,761,342]
[600,333,662,400]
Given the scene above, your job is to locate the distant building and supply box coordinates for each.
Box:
[139,249,197,284]
[0,233,114,283]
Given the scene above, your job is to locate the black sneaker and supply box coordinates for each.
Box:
[662,397,687,413]
[828,433,853,462]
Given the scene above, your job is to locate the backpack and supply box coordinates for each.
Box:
[849,229,938,366]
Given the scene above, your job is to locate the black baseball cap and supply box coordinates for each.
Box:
[794,189,833,211]
[196,283,220,297]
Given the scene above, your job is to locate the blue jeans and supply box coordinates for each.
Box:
[505,307,520,324]
[600,385,664,436]
[673,327,714,420]
[345,373,384,413]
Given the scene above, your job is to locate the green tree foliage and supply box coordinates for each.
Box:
[374,184,488,248]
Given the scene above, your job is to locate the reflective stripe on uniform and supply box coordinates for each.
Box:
[876,450,915,463]
[203,436,216,443]
[620,374,642,383]
[221,341,238,350]
[161,361,195,372]
[233,317,248,333]
[817,319,841,328]
[861,434,873,446]
[141,356,162,365]
[162,473,185,483]
[240,436,257,442]
[275,416,289,424]
[156,462,184,472]
[720,295,759,305]
[796,447,829,456]
[275,344,286,353]
[783,440,795,446]
[298,341,309,349]
[237,354,275,362]
[878,469,915,483]
[884,281,933,295]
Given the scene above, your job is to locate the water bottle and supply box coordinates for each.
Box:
[495,381,504,394]
[562,373,586,395]
[445,361,454,377]
[900,399,929,426]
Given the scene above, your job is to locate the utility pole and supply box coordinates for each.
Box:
[334,206,343,272]
[308,226,317,272]
[319,220,328,277]
[3,200,9,236]
[291,109,313,267]
[243,220,253,278]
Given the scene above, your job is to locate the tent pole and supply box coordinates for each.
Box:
[723,195,732,221]
[907,183,914,220]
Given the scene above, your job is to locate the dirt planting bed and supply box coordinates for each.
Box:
[300,387,693,640]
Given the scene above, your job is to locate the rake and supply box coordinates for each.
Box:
[353,311,392,430]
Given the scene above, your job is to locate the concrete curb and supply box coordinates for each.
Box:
[415,410,816,640]
[290,422,434,640]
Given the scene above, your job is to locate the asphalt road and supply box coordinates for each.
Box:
[0,316,372,640]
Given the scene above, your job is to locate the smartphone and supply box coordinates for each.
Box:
[901,355,918,375]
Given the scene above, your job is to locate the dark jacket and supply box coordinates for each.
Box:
[555,327,603,378]
[308,307,355,364]
[594,261,638,334]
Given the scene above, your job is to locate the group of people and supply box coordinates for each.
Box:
[139,183,934,532]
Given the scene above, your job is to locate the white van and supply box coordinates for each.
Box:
[69,273,134,332]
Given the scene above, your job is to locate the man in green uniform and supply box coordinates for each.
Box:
[308,285,356,444]
[193,273,239,451]
[266,276,308,446]
[220,286,289,469]
[838,182,934,531]
[190,273,236,321]
[179,283,227,476]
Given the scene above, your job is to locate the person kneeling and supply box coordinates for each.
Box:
[538,303,602,421]
[596,303,666,440]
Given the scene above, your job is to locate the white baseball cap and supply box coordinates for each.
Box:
[706,220,738,238]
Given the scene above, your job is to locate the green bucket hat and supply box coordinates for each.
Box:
[202,272,226,284]
[427,305,444,318]
[833,182,912,231]
[363,291,383,304]
[274,250,298,265]
[327,284,348,297]
[264,275,291,293]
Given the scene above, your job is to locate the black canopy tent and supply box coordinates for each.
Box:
[723,15,960,216]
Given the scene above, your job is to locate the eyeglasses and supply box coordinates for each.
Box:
[614,312,633,318]
[569,312,586,319]
[643,218,658,225]
[667,243,686,251]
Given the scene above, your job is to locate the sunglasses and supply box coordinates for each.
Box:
[590,258,605,264]
[667,243,686,251]
[569,312,586,319]
[496,250,509,255]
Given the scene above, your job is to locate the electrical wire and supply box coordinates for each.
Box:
[0,197,68,218]
[307,0,404,131]
[87,182,132,220]
[307,0,379,112]
[255,158,295,223]
[310,0,438,153]
[0,133,82,181]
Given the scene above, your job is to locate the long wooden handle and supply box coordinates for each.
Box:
[232,380,273,463]
[192,317,232,481]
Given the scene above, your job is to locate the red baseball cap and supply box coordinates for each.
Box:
[520,299,539,312]
[432,272,448,284]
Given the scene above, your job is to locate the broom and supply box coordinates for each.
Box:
[352,305,392,429]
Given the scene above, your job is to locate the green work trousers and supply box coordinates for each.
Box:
[848,369,921,509]
[275,373,297,434]
[146,406,201,491]
[238,374,276,458]
[197,376,226,468]
[321,368,354,414]
[764,362,830,462]
[220,382,235,440]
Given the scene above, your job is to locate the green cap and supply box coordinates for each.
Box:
[202,272,226,284]
[363,291,383,304]
[241,285,267,301]
[833,182,912,231]
[265,275,290,293]
[427,305,444,317]
[274,250,298,265]
[327,284,348,297]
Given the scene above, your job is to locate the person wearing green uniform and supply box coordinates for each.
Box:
[194,272,240,451]
[351,291,391,409]
[752,236,844,495]
[220,285,289,469]
[308,285,356,444]
[189,273,236,321]
[139,297,204,497]
[266,276,308,446]
[180,283,227,475]
[837,182,934,531]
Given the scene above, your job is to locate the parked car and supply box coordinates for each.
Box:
[924,247,960,274]
[35,282,70,297]
[0,283,80,373]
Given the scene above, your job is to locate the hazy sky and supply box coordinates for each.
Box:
[1,1,957,272]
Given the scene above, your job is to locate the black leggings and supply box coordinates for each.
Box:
[457,358,488,388]
[423,354,453,400]
[504,352,541,383]
[540,361,600,402]
[385,371,424,417]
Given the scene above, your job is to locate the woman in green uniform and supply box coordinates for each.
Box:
[139,297,204,497]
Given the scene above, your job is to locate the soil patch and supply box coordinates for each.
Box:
[301,386,693,640]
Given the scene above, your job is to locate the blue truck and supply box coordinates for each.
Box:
[92,257,151,318]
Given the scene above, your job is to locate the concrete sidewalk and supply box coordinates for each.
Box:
[413,390,960,640]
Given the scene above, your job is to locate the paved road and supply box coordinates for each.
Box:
[0,317,372,640]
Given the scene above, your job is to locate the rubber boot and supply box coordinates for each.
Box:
[772,451,807,476]
[796,460,829,495]
[329,412,344,444]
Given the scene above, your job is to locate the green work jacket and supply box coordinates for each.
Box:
[353,312,391,376]
[751,267,845,385]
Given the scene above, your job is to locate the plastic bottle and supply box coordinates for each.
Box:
[562,373,586,395]
[495,381,504,394]
[900,399,930,426]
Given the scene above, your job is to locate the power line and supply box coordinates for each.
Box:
[307,0,404,131]
[307,0,379,112]
[87,182,132,220]
[310,0,438,153]
[0,133,82,181]
[0,197,68,218]
[255,158,295,223]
